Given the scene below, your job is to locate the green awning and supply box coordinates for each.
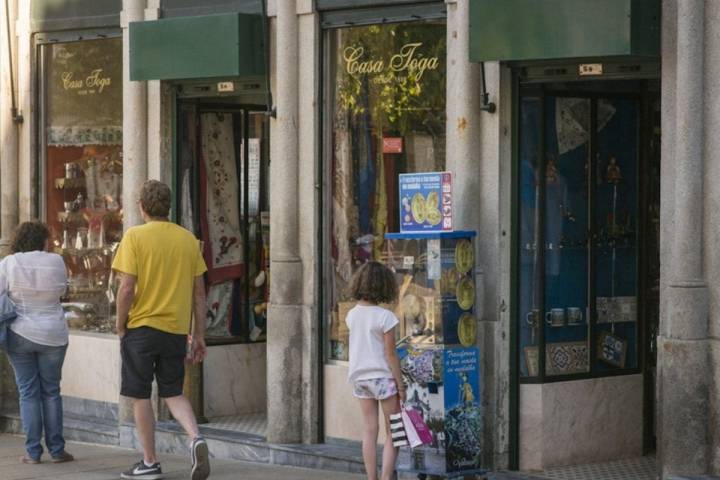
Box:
[129,13,266,81]
[469,0,660,62]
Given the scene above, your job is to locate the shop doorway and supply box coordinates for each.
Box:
[176,98,270,437]
[511,76,660,470]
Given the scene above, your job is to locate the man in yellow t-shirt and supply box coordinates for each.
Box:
[112,180,210,480]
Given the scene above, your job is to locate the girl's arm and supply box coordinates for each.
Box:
[384,327,406,402]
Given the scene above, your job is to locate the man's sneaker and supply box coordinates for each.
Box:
[120,460,163,479]
[190,436,210,480]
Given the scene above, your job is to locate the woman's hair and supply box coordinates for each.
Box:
[139,180,171,218]
[348,261,398,304]
[11,221,50,253]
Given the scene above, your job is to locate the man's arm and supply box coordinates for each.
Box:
[115,272,137,337]
[190,274,207,363]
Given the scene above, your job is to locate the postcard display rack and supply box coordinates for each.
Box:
[385,231,484,478]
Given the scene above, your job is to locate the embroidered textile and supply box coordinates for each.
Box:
[200,113,243,284]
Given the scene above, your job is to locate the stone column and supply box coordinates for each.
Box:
[0,0,18,244]
[16,0,32,221]
[445,0,482,232]
[118,0,148,427]
[267,0,304,443]
[659,0,709,476]
[121,0,148,232]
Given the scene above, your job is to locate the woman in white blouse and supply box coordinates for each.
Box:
[0,221,74,464]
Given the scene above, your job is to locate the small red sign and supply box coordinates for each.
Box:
[383,137,403,154]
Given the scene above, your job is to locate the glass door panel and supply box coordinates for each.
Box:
[543,96,590,377]
[593,97,639,371]
[518,97,541,378]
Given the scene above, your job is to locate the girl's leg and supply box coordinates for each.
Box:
[379,394,401,480]
[358,398,379,480]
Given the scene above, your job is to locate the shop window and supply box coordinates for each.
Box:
[41,37,123,333]
[324,21,446,361]
[518,92,640,380]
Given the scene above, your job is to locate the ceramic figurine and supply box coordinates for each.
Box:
[606,155,622,184]
[546,157,558,185]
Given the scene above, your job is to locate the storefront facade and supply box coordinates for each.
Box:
[1,1,720,478]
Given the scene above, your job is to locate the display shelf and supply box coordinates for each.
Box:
[57,211,86,223]
[54,177,85,189]
[54,246,109,255]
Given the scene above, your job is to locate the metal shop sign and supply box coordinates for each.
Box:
[399,172,452,233]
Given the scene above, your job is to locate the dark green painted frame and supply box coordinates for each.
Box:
[130,13,266,81]
[509,73,660,469]
[469,0,660,62]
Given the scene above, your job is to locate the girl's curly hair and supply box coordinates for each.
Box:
[348,261,398,304]
[11,221,50,253]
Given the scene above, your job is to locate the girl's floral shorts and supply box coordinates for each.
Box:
[352,378,398,400]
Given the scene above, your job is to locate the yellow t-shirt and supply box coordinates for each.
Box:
[111,221,207,335]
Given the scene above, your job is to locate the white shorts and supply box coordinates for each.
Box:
[352,378,398,400]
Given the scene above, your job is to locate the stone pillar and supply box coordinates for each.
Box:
[659,0,709,477]
[16,0,31,221]
[119,0,148,426]
[267,0,304,443]
[445,0,482,232]
[0,0,18,242]
[121,0,148,232]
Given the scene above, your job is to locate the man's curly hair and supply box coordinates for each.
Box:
[11,221,50,253]
[139,180,171,218]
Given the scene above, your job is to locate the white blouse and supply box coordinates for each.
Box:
[0,251,68,347]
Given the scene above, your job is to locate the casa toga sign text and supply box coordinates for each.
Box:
[61,68,113,95]
[343,42,440,81]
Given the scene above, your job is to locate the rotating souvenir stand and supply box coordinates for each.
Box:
[384,231,484,479]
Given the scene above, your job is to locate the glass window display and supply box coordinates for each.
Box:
[325,20,447,361]
[176,106,269,343]
[518,90,640,379]
[41,37,123,333]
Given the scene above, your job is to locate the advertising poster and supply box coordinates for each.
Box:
[399,172,452,233]
[443,347,482,472]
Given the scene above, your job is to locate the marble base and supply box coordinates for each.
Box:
[62,331,120,403]
[519,374,643,470]
[323,363,387,444]
[63,396,118,422]
[204,343,267,417]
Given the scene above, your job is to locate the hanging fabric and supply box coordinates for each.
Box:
[199,112,244,284]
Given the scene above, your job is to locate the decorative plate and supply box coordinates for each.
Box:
[411,192,426,224]
[456,275,475,311]
[458,313,477,347]
[454,239,474,274]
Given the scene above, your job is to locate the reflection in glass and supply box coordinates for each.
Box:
[43,38,123,333]
[326,21,447,360]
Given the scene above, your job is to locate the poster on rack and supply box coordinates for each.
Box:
[443,347,482,472]
[399,172,452,233]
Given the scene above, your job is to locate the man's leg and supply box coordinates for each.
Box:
[163,395,199,439]
[157,332,209,480]
[134,398,158,465]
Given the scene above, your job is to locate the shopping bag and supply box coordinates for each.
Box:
[401,407,432,448]
[0,291,17,350]
[389,412,408,447]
